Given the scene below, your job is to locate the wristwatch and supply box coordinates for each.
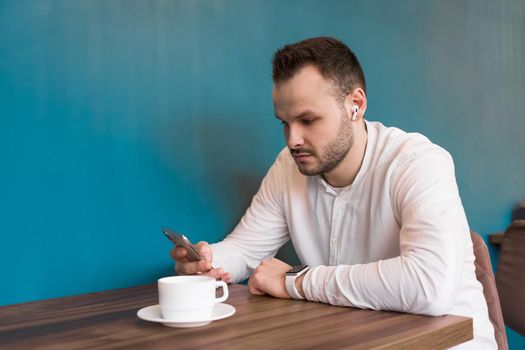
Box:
[285,265,310,299]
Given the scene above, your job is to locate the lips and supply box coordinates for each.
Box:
[291,150,314,160]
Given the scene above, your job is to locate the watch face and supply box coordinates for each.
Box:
[287,265,308,274]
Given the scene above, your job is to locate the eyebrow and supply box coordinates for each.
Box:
[274,110,320,121]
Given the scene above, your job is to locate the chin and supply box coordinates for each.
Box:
[296,165,322,176]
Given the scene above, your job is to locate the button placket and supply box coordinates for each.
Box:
[329,195,343,265]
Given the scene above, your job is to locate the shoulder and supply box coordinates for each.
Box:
[366,122,461,221]
[272,147,302,174]
[262,147,304,186]
[367,121,453,170]
[275,147,293,163]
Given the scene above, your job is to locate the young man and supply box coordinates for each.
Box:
[171,37,496,348]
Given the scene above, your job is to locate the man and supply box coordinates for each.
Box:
[171,37,496,348]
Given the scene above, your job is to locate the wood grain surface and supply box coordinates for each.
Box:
[0,284,472,349]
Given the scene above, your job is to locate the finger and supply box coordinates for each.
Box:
[223,272,232,283]
[248,282,266,295]
[175,260,207,275]
[195,241,213,262]
[196,258,213,271]
[202,268,233,283]
[248,275,266,296]
[202,268,225,280]
[170,247,188,261]
[176,255,212,274]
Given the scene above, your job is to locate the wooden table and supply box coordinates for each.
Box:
[0,284,472,349]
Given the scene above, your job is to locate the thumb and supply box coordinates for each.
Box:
[195,241,213,263]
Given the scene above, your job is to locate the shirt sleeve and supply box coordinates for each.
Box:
[302,149,469,316]
[210,152,290,283]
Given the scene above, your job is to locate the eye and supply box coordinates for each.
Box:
[280,120,289,127]
[301,118,316,126]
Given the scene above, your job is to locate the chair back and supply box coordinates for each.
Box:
[471,231,508,349]
[496,220,525,336]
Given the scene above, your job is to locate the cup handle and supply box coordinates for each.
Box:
[215,280,229,303]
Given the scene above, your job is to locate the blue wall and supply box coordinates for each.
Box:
[1,0,524,347]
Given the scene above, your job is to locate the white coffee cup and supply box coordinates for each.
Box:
[158,276,229,321]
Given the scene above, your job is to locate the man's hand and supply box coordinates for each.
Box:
[170,241,232,282]
[248,258,292,298]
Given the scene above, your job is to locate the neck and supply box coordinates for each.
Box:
[322,121,368,188]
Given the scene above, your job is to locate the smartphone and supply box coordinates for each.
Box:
[162,227,204,262]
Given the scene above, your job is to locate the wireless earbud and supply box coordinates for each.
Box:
[351,105,359,121]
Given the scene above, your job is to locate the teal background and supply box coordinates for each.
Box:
[1,0,524,347]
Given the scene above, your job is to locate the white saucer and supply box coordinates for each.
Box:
[137,303,236,328]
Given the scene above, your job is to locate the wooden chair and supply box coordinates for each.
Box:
[471,231,508,349]
[496,220,525,336]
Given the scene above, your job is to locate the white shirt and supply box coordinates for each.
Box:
[211,120,496,349]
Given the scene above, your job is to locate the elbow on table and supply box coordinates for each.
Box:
[420,299,453,316]
[403,258,459,316]
[415,289,455,316]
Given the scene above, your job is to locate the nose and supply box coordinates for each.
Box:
[285,124,304,149]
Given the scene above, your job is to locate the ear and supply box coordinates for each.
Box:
[343,88,367,121]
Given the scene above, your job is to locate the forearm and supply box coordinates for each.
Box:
[211,213,289,283]
[299,214,467,314]
[301,251,461,316]
[211,241,251,283]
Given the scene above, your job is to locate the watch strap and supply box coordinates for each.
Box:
[285,266,310,299]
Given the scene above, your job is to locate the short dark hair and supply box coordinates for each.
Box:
[272,37,366,103]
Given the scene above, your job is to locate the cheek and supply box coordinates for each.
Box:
[307,127,332,147]
[321,120,343,140]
